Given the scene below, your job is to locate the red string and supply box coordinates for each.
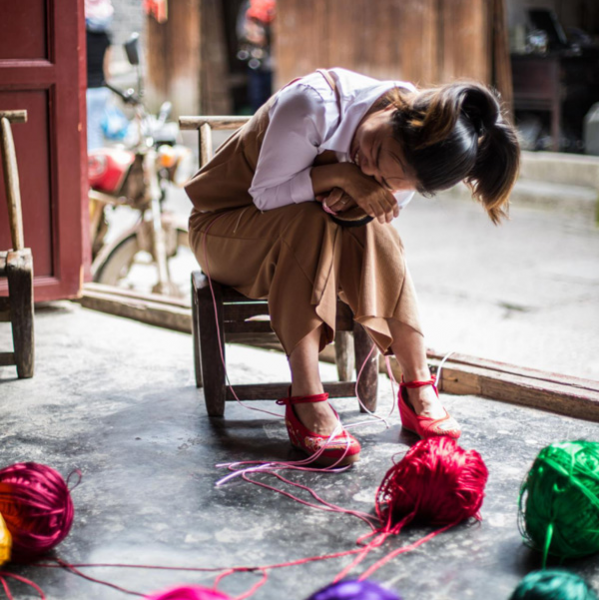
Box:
[0,571,46,599]
[52,557,143,596]
[0,576,13,600]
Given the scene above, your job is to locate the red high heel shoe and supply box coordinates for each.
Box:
[276,392,361,467]
[398,375,461,440]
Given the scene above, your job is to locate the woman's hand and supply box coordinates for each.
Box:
[343,166,399,224]
[311,163,398,223]
[316,187,357,214]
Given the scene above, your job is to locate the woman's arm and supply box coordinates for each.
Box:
[249,85,325,210]
[311,163,400,223]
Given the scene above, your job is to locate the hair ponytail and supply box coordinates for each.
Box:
[389,82,520,224]
[465,110,520,224]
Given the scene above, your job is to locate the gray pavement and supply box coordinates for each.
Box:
[396,194,599,381]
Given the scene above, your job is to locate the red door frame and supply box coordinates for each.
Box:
[0,0,88,301]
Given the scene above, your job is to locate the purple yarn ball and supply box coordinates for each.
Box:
[143,585,232,600]
[307,580,402,600]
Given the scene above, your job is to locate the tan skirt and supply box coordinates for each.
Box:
[188,202,422,356]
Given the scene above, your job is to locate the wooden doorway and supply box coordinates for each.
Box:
[0,0,87,301]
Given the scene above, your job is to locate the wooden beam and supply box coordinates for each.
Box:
[0,352,15,366]
[386,352,599,423]
[79,284,192,334]
[179,116,250,131]
[0,111,27,123]
[226,381,357,401]
[79,284,599,421]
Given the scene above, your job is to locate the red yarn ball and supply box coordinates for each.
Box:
[376,437,488,531]
[144,586,232,600]
[0,462,75,558]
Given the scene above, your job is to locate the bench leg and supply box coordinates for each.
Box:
[191,273,203,388]
[7,250,34,379]
[353,322,377,413]
[197,280,226,417]
[334,330,354,382]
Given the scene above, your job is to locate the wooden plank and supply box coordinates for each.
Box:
[224,331,280,346]
[224,319,273,334]
[427,350,599,393]
[179,116,250,131]
[435,361,599,423]
[79,288,192,334]
[223,303,271,320]
[0,352,15,366]
[225,381,357,401]
[83,282,191,309]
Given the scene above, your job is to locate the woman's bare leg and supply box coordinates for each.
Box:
[388,320,446,419]
[288,325,340,435]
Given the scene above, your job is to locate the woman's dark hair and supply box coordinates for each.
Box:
[383,82,520,224]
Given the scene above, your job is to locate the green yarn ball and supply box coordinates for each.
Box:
[509,570,598,600]
[518,441,599,564]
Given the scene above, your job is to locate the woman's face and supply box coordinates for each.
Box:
[350,106,418,193]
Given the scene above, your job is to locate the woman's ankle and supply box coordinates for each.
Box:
[290,383,325,397]
[293,401,339,435]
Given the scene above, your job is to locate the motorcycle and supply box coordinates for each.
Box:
[88,34,193,298]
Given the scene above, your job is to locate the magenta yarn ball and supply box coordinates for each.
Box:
[144,586,232,600]
[0,462,75,559]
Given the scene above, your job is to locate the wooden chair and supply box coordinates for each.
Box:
[181,116,379,417]
[0,110,34,378]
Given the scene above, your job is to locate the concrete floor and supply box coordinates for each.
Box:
[0,304,598,599]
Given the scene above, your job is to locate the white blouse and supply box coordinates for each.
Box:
[248,68,416,215]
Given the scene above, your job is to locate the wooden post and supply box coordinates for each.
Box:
[197,276,226,417]
[192,271,203,388]
[334,330,354,382]
[353,322,378,412]
[200,123,213,166]
[6,250,34,378]
[145,0,202,116]
[492,0,514,118]
[199,0,231,115]
[1,116,25,251]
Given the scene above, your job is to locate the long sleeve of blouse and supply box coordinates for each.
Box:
[248,69,416,213]
[248,84,326,211]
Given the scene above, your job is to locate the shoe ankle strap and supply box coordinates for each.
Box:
[400,374,437,389]
[276,392,329,406]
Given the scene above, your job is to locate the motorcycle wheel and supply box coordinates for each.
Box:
[93,227,194,301]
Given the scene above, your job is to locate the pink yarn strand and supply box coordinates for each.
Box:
[0,576,13,600]
[357,522,456,581]
[234,569,268,600]
[54,557,143,596]
[0,572,46,599]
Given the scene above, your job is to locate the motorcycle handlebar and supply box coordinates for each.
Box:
[103,81,142,106]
